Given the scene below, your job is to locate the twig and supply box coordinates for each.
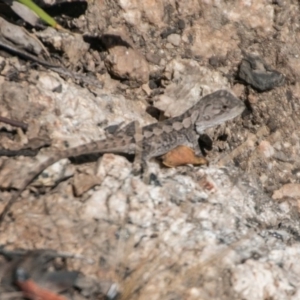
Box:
[0,37,103,88]
[0,115,28,131]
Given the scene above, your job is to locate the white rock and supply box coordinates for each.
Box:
[167,34,181,46]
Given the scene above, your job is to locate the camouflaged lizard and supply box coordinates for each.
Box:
[0,89,245,223]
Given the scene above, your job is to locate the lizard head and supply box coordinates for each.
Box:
[195,90,245,133]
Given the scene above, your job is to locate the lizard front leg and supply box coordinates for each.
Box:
[185,128,202,156]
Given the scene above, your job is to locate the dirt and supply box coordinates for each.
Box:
[1,1,300,299]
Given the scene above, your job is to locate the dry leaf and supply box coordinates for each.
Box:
[161,145,208,167]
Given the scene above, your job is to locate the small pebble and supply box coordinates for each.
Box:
[167,34,181,46]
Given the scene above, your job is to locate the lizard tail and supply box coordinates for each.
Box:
[0,138,134,224]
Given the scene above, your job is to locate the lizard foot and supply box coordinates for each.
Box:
[132,163,142,176]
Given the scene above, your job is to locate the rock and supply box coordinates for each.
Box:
[73,171,102,197]
[105,46,149,84]
[238,54,285,91]
[167,34,181,46]
[37,73,62,92]
[272,183,300,200]
[257,141,274,158]
[146,52,161,65]
[153,59,229,117]
[118,0,164,28]
[103,29,150,85]
[36,27,90,66]
[141,83,151,96]
[0,17,43,55]
[0,82,29,121]
[3,1,300,299]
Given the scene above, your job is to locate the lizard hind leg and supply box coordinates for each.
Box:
[132,121,144,176]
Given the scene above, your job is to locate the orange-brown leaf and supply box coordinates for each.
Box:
[161,145,208,167]
[17,279,68,300]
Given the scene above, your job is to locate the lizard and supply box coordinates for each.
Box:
[0,89,245,223]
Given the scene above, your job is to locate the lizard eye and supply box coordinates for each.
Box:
[222,105,228,110]
[204,115,210,121]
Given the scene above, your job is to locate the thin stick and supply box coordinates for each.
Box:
[0,116,28,131]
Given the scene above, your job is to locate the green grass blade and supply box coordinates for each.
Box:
[16,0,59,28]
